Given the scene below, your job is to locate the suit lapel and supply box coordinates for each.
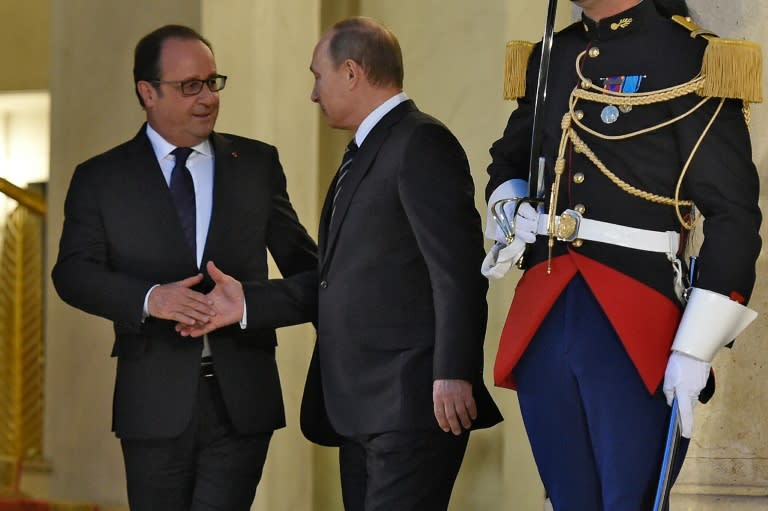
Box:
[320,100,416,270]
[200,132,237,266]
[129,125,199,269]
[317,172,336,260]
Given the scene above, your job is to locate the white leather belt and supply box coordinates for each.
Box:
[536,209,680,254]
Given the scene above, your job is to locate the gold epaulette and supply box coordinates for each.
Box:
[503,40,534,100]
[672,15,763,103]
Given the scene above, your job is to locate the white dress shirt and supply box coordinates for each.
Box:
[354,92,409,147]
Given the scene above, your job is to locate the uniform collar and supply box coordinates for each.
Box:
[581,0,659,41]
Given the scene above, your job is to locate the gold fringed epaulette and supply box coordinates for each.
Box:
[672,15,763,103]
[504,40,534,100]
[700,39,762,102]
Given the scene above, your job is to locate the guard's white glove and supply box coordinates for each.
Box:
[512,202,539,244]
[662,351,711,438]
[481,241,526,279]
[481,202,539,279]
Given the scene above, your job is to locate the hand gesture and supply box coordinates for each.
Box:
[147,273,214,326]
[176,261,244,337]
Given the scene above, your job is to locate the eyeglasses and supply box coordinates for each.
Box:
[151,75,228,96]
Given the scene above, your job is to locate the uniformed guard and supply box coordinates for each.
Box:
[483,0,762,509]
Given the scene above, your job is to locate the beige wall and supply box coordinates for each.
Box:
[0,1,48,91]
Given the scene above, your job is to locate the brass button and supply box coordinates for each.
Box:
[574,203,586,214]
[588,47,600,58]
[320,280,328,289]
[581,78,593,89]
[572,239,584,248]
[573,172,585,184]
[574,110,584,120]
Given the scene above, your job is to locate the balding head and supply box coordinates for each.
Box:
[326,17,404,89]
[310,17,404,131]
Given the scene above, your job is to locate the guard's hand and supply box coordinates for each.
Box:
[513,202,539,243]
[490,200,539,245]
[147,274,214,326]
[482,202,539,279]
[176,261,244,337]
[481,240,525,279]
[663,351,711,438]
[433,379,476,435]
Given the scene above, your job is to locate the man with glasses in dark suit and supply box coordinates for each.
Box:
[52,24,317,510]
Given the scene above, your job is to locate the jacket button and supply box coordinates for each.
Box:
[320,280,328,289]
[573,172,585,184]
[572,239,584,248]
[588,47,600,58]
[574,203,586,214]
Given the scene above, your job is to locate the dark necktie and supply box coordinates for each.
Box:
[170,147,196,256]
[330,140,358,226]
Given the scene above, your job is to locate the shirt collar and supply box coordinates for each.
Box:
[354,92,409,147]
[145,123,213,161]
[581,0,658,41]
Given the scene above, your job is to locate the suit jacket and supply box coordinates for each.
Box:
[52,124,318,440]
[488,2,761,392]
[301,100,502,444]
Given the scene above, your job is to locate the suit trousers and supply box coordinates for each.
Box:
[514,274,688,511]
[120,371,272,511]
[339,429,469,511]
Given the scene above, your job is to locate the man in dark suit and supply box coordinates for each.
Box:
[52,24,317,511]
[306,17,501,511]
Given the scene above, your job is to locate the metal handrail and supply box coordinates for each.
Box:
[0,178,46,216]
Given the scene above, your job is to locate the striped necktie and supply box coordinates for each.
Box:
[330,140,358,226]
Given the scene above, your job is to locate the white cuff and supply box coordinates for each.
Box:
[485,179,528,241]
[240,297,247,329]
[671,287,758,362]
[142,284,160,322]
